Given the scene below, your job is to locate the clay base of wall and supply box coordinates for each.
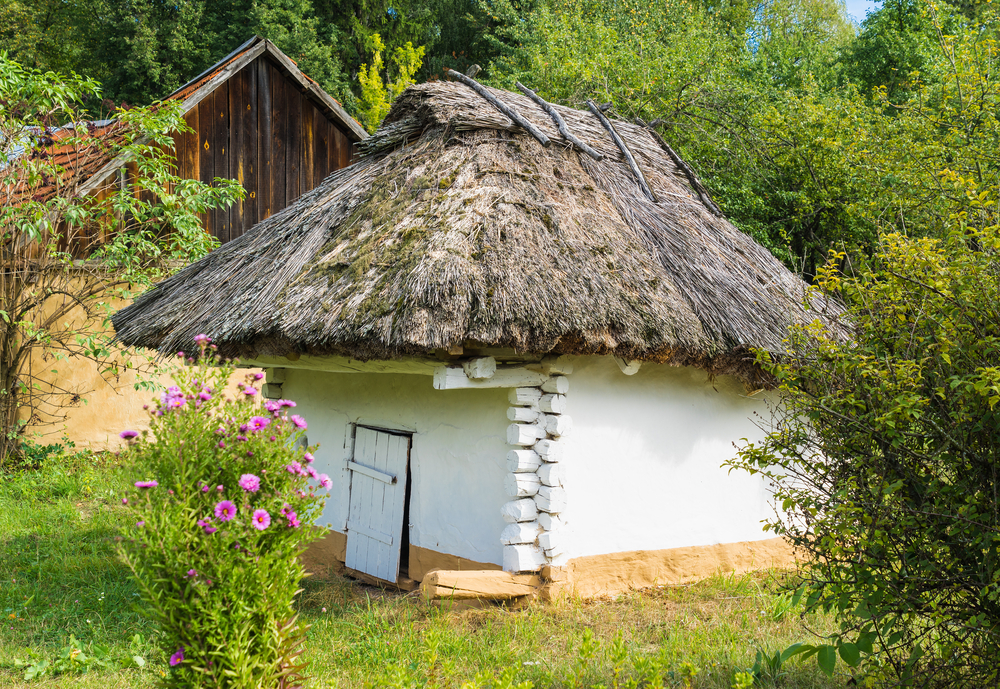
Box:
[408,545,502,582]
[303,530,794,599]
[543,537,796,599]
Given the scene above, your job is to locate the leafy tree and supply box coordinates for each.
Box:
[0,56,243,465]
[356,33,425,132]
[0,0,84,75]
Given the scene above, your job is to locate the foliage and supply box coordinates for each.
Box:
[356,33,426,133]
[117,337,330,688]
[729,175,1000,685]
[0,55,242,466]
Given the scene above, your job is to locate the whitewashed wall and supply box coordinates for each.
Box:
[561,357,777,558]
[284,369,510,567]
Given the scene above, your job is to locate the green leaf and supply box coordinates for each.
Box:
[838,642,861,666]
[817,645,836,676]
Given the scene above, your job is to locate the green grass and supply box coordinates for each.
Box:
[0,452,846,688]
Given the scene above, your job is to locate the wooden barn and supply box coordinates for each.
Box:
[82,35,368,244]
[19,37,367,451]
[114,79,845,599]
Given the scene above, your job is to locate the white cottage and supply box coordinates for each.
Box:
[113,79,840,598]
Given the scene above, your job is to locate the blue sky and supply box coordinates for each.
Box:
[844,0,882,24]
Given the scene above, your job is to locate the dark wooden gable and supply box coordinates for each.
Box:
[167,38,367,243]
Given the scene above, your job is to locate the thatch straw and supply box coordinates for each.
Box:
[112,81,843,383]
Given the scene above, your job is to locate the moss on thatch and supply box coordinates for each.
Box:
[112,81,843,382]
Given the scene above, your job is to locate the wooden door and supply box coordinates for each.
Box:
[345,426,411,582]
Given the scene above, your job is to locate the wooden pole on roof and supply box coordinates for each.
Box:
[515,82,603,161]
[587,100,657,203]
[445,68,551,148]
[637,117,723,217]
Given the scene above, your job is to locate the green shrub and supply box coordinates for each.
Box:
[730,191,1000,685]
[117,336,329,688]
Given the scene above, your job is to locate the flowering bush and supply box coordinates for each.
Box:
[118,336,329,688]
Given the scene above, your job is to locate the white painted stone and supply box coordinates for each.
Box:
[507,406,540,423]
[535,485,567,513]
[537,463,564,487]
[501,521,541,545]
[539,394,567,414]
[504,472,541,497]
[507,449,542,473]
[545,414,573,437]
[508,387,543,406]
[463,357,497,380]
[434,365,547,390]
[503,544,546,572]
[507,423,546,446]
[538,529,562,551]
[501,498,538,523]
[541,376,570,394]
[533,439,564,462]
[541,355,575,375]
[614,356,642,375]
[538,512,563,531]
[546,551,571,567]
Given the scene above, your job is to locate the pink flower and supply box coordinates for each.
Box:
[251,509,271,530]
[318,473,332,489]
[119,430,139,440]
[285,462,302,475]
[217,440,226,449]
[243,387,258,396]
[303,452,315,464]
[199,391,212,401]
[278,399,296,408]
[238,474,260,493]
[134,480,158,489]
[136,521,145,527]
[194,334,211,344]
[169,647,184,666]
[160,386,186,410]
[306,466,318,480]
[290,415,307,429]
[214,501,237,521]
[185,569,197,578]
[254,372,265,380]
[248,416,270,432]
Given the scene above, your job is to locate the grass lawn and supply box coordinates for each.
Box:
[0,452,846,688]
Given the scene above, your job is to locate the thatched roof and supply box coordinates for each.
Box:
[112,80,842,381]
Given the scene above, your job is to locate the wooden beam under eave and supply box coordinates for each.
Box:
[433,365,549,390]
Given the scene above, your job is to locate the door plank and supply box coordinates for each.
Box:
[347,461,395,484]
[370,431,391,579]
[346,520,393,546]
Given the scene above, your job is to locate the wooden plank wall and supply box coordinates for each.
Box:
[173,55,355,244]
